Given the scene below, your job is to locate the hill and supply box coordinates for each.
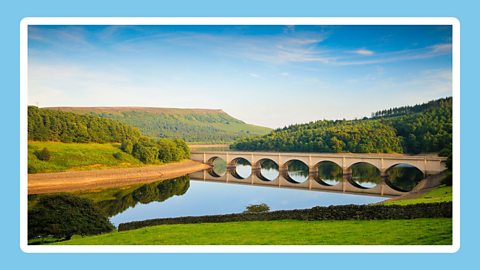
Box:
[28,106,191,167]
[231,97,452,154]
[47,107,272,143]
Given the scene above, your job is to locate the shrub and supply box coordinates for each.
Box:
[120,141,134,154]
[28,194,114,240]
[132,139,159,164]
[244,203,270,213]
[112,152,122,160]
[34,147,51,161]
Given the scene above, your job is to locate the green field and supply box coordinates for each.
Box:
[55,218,451,245]
[384,185,452,206]
[28,141,144,173]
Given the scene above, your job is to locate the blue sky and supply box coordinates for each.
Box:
[28,25,452,128]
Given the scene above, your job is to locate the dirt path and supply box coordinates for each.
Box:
[28,160,210,195]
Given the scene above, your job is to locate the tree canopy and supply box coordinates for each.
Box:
[28,194,114,240]
[231,97,452,155]
[28,106,141,143]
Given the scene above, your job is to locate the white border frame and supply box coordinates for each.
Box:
[19,17,461,253]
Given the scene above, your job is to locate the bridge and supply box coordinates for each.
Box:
[189,151,447,196]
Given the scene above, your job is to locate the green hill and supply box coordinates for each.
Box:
[231,97,452,154]
[46,107,272,143]
[28,106,141,143]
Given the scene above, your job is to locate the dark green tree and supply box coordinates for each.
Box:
[244,203,270,213]
[28,194,114,241]
[34,147,51,161]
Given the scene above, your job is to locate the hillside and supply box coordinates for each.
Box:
[28,106,141,143]
[231,97,452,154]
[47,107,271,143]
[28,107,191,168]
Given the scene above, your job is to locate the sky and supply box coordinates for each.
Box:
[28,25,452,128]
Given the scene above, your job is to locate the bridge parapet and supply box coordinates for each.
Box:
[191,151,447,176]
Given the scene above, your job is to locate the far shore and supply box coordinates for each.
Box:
[28,160,210,195]
[188,144,229,149]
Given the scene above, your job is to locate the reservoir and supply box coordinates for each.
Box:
[27,158,426,227]
[65,173,388,227]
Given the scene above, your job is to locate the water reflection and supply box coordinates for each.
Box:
[109,177,386,226]
[386,164,424,192]
[316,161,343,186]
[258,159,279,181]
[74,176,190,217]
[232,158,251,179]
[287,160,309,183]
[350,163,381,189]
[209,157,227,176]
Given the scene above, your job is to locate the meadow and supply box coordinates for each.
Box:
[28,141,144,173]
[56,218,452,245]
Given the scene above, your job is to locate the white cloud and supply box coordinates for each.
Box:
[351,49,375,55]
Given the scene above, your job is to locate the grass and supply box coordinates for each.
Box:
[28,141,145,173]
[384,185,452,206]
[54,218,452,245]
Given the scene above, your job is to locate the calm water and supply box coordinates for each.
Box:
[99,176,386,227]
[227,158,424,191]
[28,158,424,228]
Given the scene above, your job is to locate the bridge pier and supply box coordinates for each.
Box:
[342,173,351,192]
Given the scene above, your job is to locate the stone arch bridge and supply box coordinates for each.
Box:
[189,151,447,197]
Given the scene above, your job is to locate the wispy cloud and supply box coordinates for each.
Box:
[351,49,375,55]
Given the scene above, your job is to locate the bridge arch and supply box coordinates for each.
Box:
[345,160,381,174]
[314,158,342,169]
[384,163,425,192]
[347,162,382,189]
[283,159,309,184]
[206,156,227,177]
[228,157,252,180]
[314,160,343,186]
[254,158,279,181]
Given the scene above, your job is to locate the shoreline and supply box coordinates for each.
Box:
[28,160,210,195]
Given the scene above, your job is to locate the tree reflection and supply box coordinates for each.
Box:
[350,163,381,188]
[75,176,190,217]
[317,161,343,182]
[387,165,424,192]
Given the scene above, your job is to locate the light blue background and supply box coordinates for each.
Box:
[0,0,476,269]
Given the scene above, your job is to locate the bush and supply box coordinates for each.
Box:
[28,194,114,240]
[112,152,122,160]
[132,139,159,164]
[34,147,51,161]
[244,203,270,213]
[120,141,133,154]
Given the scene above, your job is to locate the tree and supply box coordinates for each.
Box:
[28,194,114,241]
[244,203,270,214]
[33,147,51,161]
[132,139,159,164]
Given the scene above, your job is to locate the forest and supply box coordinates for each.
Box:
[28,106,141,143]
[28,106,190,165]
[231,97,452,155]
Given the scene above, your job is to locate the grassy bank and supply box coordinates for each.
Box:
[384,185,452,206]
[55,218,451,245]
[28,141,144,173]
